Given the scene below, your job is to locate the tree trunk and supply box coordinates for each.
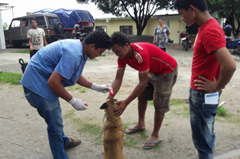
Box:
[135,17,150,36]
[136,25,144,36]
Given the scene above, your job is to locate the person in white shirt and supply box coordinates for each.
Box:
[27,18,47,58]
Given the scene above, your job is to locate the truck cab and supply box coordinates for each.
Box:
[32,9,95,40]
[4,13,64,47]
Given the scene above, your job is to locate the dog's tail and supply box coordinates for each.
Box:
[19,58,25,65]
[19,58,28,73]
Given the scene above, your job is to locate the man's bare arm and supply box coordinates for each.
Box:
[124,71,148,105]
[28,38,33,51]
[213,47,236,91]
[107,67,125,99]
[43,36,48,46]
[113,70,148,116]
[47,71,72,102]
[76,75,92,88]
[194,47,236,92]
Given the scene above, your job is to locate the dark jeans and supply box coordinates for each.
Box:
[30,50,38,59]
[23,87,69,159]
[160,48,166,52]
[189,88,221,159]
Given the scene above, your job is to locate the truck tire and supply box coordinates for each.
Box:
[54,22,64,34]
[182,41,188,51]
[5,40,10,48]
[13,43,22,48]
[47,39,54,44]
[64,31,72,39]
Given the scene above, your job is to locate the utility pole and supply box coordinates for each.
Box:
[11,6,14,18]
[0,3,15,50]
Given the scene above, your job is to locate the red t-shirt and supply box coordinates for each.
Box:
[191,18,226,90]
[118,43,177,75]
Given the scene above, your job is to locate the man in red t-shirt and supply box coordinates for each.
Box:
[108,32,178,149]
[174,0,236,158]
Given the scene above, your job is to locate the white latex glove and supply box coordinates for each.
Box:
[68,97,88,111]
[91,83,110,93]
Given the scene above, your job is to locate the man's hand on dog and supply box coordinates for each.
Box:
[113,100,127,116]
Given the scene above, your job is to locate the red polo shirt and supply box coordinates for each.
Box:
[118,43,177,75]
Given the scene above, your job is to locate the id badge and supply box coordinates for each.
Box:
[204,92,219,104]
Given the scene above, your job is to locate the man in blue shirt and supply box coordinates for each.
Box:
[21,31,111,159]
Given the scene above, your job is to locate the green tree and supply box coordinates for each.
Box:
[3,22,8,30]
[206,0,240,37]
[76,0,172,35]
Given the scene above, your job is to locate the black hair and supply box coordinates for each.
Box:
[158,17,164,21]
[84,30,111,49]
[30,18,37,23]
[174,0,208,12]
[110,32,130,47]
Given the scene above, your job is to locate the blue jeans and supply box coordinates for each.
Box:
[189,88,221,159]
[23,87,69,159]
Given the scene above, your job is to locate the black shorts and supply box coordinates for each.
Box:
[30,50,38,59]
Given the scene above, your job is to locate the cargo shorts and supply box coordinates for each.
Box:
[138,65,178,114]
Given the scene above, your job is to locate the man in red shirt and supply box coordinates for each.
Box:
[108,31,178,149]
[174,0,236,158]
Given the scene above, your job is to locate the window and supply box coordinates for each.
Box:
[83,22,94,27]
[22,19,29,27]
[48,17,59,25]
[95,26,106,32]
[120,26,133,35]
[10,20,21,28]
[35,17,46,25]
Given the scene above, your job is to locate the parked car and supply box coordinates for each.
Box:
[4,13,64,47]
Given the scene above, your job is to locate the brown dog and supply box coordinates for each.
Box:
[100,99,125,159]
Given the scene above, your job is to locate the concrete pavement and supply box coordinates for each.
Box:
[1,48,240,159]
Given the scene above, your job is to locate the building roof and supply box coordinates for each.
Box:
[95,8,179,20]
[0,3,11,11]
[0,3,8,6]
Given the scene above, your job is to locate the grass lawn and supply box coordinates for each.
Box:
[14,50,30,54]
[0,72,22,84]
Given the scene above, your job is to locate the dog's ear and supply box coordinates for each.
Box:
[100,102,108,109]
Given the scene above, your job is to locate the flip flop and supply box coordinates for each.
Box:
[125,128,145,134]
[142,139,162,150]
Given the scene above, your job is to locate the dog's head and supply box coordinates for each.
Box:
[100,99,119,121]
